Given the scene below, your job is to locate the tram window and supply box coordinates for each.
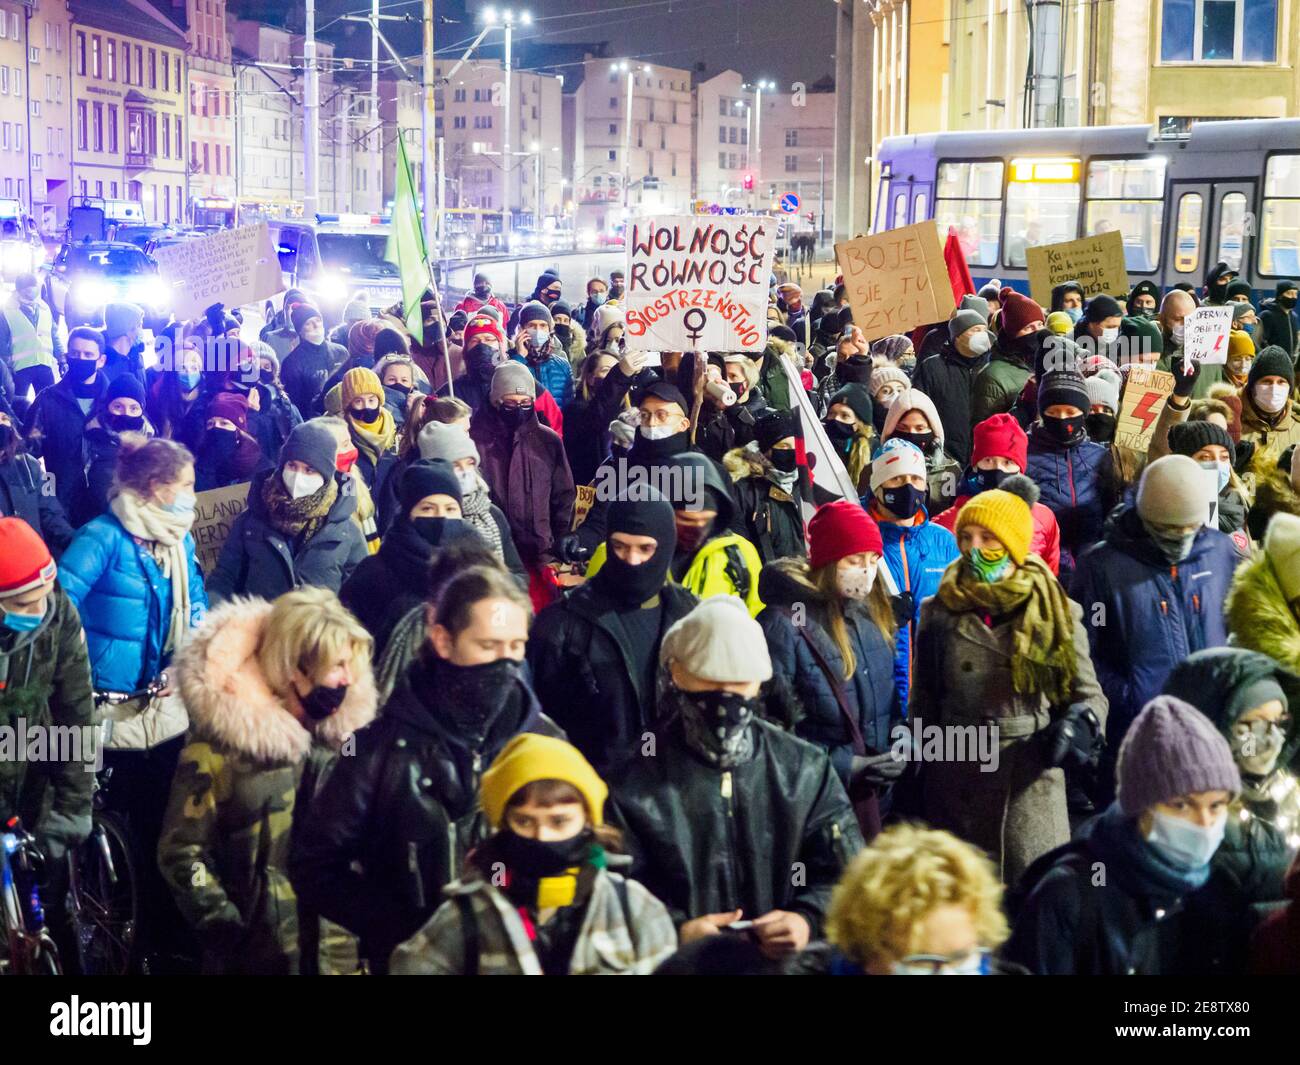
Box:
[913,192,928,223]
[1005,179,1080,267]
[893,192,908,229]
[1085,158,1166,273]
[934,160,1003,266]
[1260,154,1300,277]
[1216,191,1248,272]
[1173,193,1203,274]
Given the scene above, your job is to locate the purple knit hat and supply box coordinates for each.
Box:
[1116,695,1241,817]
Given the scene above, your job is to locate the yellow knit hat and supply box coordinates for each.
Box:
[1227,328,1255,360]
[342,366,384,409]
[479,734,608,829]
[1045,311,1073,336]
[956,488,1034,564]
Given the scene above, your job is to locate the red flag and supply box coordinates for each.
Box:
[944,226,976,303]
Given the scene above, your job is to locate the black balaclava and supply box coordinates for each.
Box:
[590,491,677,607]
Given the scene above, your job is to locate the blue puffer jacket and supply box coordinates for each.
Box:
[756,559,902,786]
[1070,504,1239,751]
[1025,424,1115,584]
[512,350,574,410]
[866,501,959,710]
[59,513,209,692]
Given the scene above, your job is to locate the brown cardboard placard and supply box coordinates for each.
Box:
[834,222,955,342]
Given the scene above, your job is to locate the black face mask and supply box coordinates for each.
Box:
[432,655,520,736]
[837,356,873,386]
[474,285,492,300]
[497,829,593,879]
[631,429,691,462]
[386,382,413,398]
[467,343,501,380]
[675,517,714,554]
[499,405,534,431]
[203,427,238,462]
[1085,412,1117,444]
[879,482,925,519]
[260,368,276,385]
[554,324,573,347]
[729,381,747,401]
[65,357,98,383]
[1041,413,1086,446]
[301,683,348,721]
[1279,295,1298,310]
[892,430,935,455]
[824,419,856,449]
[592,538,672,606]
[411,516,461,547]
[669,687,759,768]
[609,283,624,300]
[106,413,145,434]
[769,448,798,473]
[970,467,1010,493]
[351,405,382,424]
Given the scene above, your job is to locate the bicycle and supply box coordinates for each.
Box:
[64,672,168,976]
[1,816,62,975]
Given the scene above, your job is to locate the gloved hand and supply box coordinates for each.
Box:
[558,534,592,566]
[1234,438,1256,476]
[1042,703,1102,769]
[1171,354,1200,398]
[890,592,914,629]
[850,750,906,788]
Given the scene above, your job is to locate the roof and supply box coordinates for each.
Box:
[69,0,187,48]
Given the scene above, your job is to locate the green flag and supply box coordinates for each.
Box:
[387,134,430,346]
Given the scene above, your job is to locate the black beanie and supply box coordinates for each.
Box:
[755,409,799,453]
[769,325,797,343]
[1167,420,1235,464]
[550,299,573,319]
[608,487,676,542]
[279,421,338,482]
[1225,279,1253,301]
[828,384,873,425]
[106,373,146,406]
[1248,345,1295,390]
[1083,294,1123,322]
[1278,280,1299,297]
[1038,368,1090,413]
[517,300,553,329]
[399,458,462,514]
[374,328,410,360]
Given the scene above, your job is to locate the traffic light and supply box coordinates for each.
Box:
[742,173,754,191]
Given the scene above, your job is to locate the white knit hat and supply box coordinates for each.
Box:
[592,304,625,337]
[659,597,773,683]
[1265,512,1300,603]
[1136,454,1211,527]
[1084,370,1121,414]
[881,388,946,446]
[870,438,928,492]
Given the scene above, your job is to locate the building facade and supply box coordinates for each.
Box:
[165,0,237,216]
[28,0,71,234]
[231,20,294,216]
[380,74,424,208]
[694,69,750,209]
[756,84,835,237]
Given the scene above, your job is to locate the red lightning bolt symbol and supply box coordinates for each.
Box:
[1133,391,1163,434]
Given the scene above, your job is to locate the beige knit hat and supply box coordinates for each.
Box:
[659,597,773,683]
[1136,455,1212,528]
[1265,512,1300,602]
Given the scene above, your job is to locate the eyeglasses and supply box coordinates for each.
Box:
[500,402,534,413]
[639,409,681,426]
[895,948,990,975]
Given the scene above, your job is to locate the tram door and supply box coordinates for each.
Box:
[1163,180,1257,290]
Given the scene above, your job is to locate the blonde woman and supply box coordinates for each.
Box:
[158,587,378,974]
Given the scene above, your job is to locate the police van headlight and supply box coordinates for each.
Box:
[2,244,32,271]
[315,274,350,303]
[72,278,113,308]
[134,276,171,309]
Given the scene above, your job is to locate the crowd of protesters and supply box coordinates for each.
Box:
[1,257,1300,978]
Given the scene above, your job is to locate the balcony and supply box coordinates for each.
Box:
[125,151,153,169]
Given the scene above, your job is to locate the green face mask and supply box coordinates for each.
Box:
[967,545,1012,583]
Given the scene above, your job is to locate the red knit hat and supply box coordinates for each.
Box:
[0,518,56,600]
[998,286,1045,338]
[464,313,505,349]
[971,413,1028,473]
[808,500,884,571]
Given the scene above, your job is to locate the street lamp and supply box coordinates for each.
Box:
[613,61,651,218]
[481,8,531,242]
[751,78,775,212]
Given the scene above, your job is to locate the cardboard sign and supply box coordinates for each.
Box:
[151,223,284,321]
[624,215,777,353]
[834,222,955,343]
[191,482,250,576]
[572,484,597,530]
[1182,305,1234,374]
[1025,230,1128,307]
[1114,366,1175,453]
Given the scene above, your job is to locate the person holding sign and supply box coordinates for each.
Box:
[1239,346,1300,460]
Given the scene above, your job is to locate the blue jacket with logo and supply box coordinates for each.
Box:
[59,513,208,692]
[1025,423,1116,584]
[512,350,575,411]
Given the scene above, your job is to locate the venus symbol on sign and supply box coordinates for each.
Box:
[683,308,707,346]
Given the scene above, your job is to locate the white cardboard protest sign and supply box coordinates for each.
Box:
[624,215,777,353]
[152,223,284,321]
[1182,305,1234,375]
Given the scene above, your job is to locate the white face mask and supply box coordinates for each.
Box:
[1255,382,1290,414]
[526,328,550,350]
[640,424,681,441]
[1144,808,1227,871]
[837,563,876,600]
[1170,322,1184,344]
[1100,326,1120,344]
[455,468,478,496]
[301,322,325,345]
[283,468,325,500]
[966,331,991,355]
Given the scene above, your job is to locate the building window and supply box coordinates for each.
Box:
[75,31,85,75]
[452,88,465,102]
[785,130,799,147]
[1,125,8,150]
[1260,154,1300,276]
[149,49,157,89]
[728,126,736,144]
[12,68,19,97]
[123,42,131,85]
[15,125,22,151]
[0,68,8,95]
[1161,0,1277,62]
[135,46,142,86]
[108,105,118,152]
[740,127,748,145]
[162,51,169,92]
[608,149,617,161]
[611,123,619,135]
[175,56,181,89]
[162,112,169,157]
[453,116,465,129]
[934,160,1004,265]
[31,99,39,117]
[719,151,728,170]
[110,181,117,198]
[31,153,40,171]
[76,100,87,150]
[54,76,61,103]
[127,109,143,154]
[785,154,798,173]
[176,116,182,156]
[718,126,726,144]
[609,96,617,108]
[92,35,101,78]
[92,102,103,151]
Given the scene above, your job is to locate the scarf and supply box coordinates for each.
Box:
[461,478,504,560]
[260,471,338,541]
[935,552,1078,706]
[349,407,398,465]
[349,470,380,554]
[109,489,195,656]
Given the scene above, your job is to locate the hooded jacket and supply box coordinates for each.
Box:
[0,449,74,555]
[157,598,377,974]
[1260,297,1299,357]
[23,372,107,518]
[1226,550,1300,675]
[723,445,808,565]
[288,655,561,970]
[909,341,991,468]
[206,470,368,604]
[757,559,901,785]
[1071,504,1238,751]
[1024,421,1116,583]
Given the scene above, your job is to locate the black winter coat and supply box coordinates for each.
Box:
[251,386,303,463]
[281,339,347,418]
[608,720,864,934]
[23,375,105,519]
[0,451,74,554]
[724,448,807,565]
[288,657,560,970]
[696,386,770,465]
[206,470,367,603]
[1260,299,1298,357]
[909,343,990,468]
[563,366,637,486]
[528,582,698,773]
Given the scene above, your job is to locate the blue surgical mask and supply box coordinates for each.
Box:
[161,491,197,517]
[1144,808,1226,871]
[590,291,607,308]
[2,605,46,633]
[1199,460,1230,494]
[178,370,202,391]
[1065,307,1083,324]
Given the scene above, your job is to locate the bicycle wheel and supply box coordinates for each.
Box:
[68,812,139,976]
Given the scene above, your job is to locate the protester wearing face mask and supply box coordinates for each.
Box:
[972,288,1046,424]
[444,312,510,414]
[340,366,399,496]
[1162,647,1300,974]
[100,301,147,387]
[375,353,429,431]
[531,491,695,772]
[1239,344,1300,459]
[933,413,1061,575]
[391,734,677,975]
[1079,368,1121,447]
[563,348,645,485]
[194,391,265,492]
[208,421,366,603]
[912,480,1105,881]
[0,274,61,402]
[696,353,770,460]
[259,289,309,360]
[1128,280,1160,319]
[78,374,155,524]
[879,389,962,513]
[511,300,575,411]
[866,439,959,709]
[158,587,376,975]
[454,271,510,322]
[1072,454,1237,800]
[1008,695,1239,975]
[1050,281,1085,323]
[1204,261,1236,306]
[862,364,908,436]
[911,301,993,468]
[821,384,876,496]
[1156,287,1196,362]
[813,316,873,413]
[578,277,610,331]
[1260,280,1299,358]
[1073,293,1123,354]
[724,409,809,565]
[1220,327,1256,391]
[757,501,901,814]
[146,337,206,444]
[0,398,72,555]
[1164,421,1250,540]
[547,299,587,371]
[280,304,348,419]
[246,340,304,463]
[291,565,555,973]
[610,596,862,958]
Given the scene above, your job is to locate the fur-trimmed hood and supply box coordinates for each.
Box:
[723,443,773,482]
[758,556,829,608]
[176,597,378,763]
[1252,460,1300,523]
[1226,554,1300,673]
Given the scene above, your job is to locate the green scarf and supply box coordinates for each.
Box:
[261,471,338,541]
[936,553,1078,706]
[349,407,397,465]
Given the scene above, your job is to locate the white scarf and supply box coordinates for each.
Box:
[109,489,195,655]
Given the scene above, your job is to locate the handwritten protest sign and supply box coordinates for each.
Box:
[191,482,250,576]
[572,484,597,530]
[624,215,777,353]
[1114,366,1174,453]
[834,222,954,343]
[1025,230,1128,307]
[152,223,284,321]
[1182,305,1234,374]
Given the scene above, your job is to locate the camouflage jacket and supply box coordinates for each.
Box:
[156,599,377,975]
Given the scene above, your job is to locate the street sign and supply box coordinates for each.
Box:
[779,192,800,214]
